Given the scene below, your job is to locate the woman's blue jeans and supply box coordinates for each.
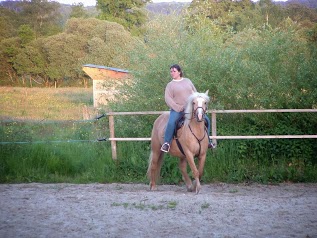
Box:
[164,109,211,144]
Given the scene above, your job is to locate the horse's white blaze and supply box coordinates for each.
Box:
[196,97,205,121]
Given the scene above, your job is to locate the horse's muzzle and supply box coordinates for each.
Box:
[195,107,205,122]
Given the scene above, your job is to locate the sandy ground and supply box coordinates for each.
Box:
[0,183,316,238]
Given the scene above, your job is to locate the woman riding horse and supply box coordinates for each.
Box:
[147,64,214,194]
[160,64,214,152]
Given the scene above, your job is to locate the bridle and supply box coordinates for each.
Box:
[191,101,208,155]
[193,106,207,122]
[177,97,208,156]
[192,96,208,122]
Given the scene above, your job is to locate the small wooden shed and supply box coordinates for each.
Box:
[82,64,130,107]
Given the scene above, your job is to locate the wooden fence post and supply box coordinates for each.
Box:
[211,111,217,146]
[108,115,117,160]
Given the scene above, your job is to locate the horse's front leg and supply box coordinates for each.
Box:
[179,158,193,191]
[186,155,201,194]
[198,153,207,180]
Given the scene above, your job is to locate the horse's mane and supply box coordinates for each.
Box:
[184,92,210,125]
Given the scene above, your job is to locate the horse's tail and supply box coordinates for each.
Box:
[147,149,164,187]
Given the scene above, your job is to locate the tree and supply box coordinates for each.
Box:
[17,0,62,37]
[186,0,306,32]
[70,3,89,18]
[13,40,48,86]
[284,3,317,24]
[258,0,290,29]
[18,24,36,46]
[11,18,137,86]
[186,0,257,32]
[0,37,21,85]
[0,7,20,42]
[96,0,150,36]
[307,23,317,43]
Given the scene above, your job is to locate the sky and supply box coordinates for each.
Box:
[54,0,288,7]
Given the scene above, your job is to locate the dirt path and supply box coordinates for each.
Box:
[0,183,316,238]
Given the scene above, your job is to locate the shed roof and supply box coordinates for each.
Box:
[83,64,129,73]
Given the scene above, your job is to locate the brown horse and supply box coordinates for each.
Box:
[147,91,210,194]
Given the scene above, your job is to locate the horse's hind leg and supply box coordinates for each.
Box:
[147,150,164,191]
[179,158,193,192]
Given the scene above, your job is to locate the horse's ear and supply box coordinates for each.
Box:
[205,90,209,96]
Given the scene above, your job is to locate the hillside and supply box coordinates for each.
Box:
[146,2,189,15]
[1,0,316,19]
[275,0,317,8]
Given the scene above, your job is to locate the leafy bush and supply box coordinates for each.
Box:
[107,15,317,183]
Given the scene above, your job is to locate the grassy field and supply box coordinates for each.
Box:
[0,87,94,121]
[0,87,316,184]
[0,87,111,183]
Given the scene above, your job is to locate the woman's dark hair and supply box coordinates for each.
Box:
[170,64,183,77]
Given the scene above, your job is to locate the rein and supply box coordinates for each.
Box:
[176,108,207,157]
[188,124,207,156]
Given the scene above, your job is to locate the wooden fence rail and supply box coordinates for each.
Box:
[105,109,317,160]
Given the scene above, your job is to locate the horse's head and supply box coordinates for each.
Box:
[184,90,210,123]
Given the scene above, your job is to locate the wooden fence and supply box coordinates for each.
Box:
[105,109,317,160]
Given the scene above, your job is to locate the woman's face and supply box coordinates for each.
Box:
[170,67,181,80]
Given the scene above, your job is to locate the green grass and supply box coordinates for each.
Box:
[0,143,114,183]
[1,124,317,184]
[0,87,316,184]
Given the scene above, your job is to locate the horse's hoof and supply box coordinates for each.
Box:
[193,180,201,194]
[186,183,194,192]
[195,186,201,194]
[150,184,157,191]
